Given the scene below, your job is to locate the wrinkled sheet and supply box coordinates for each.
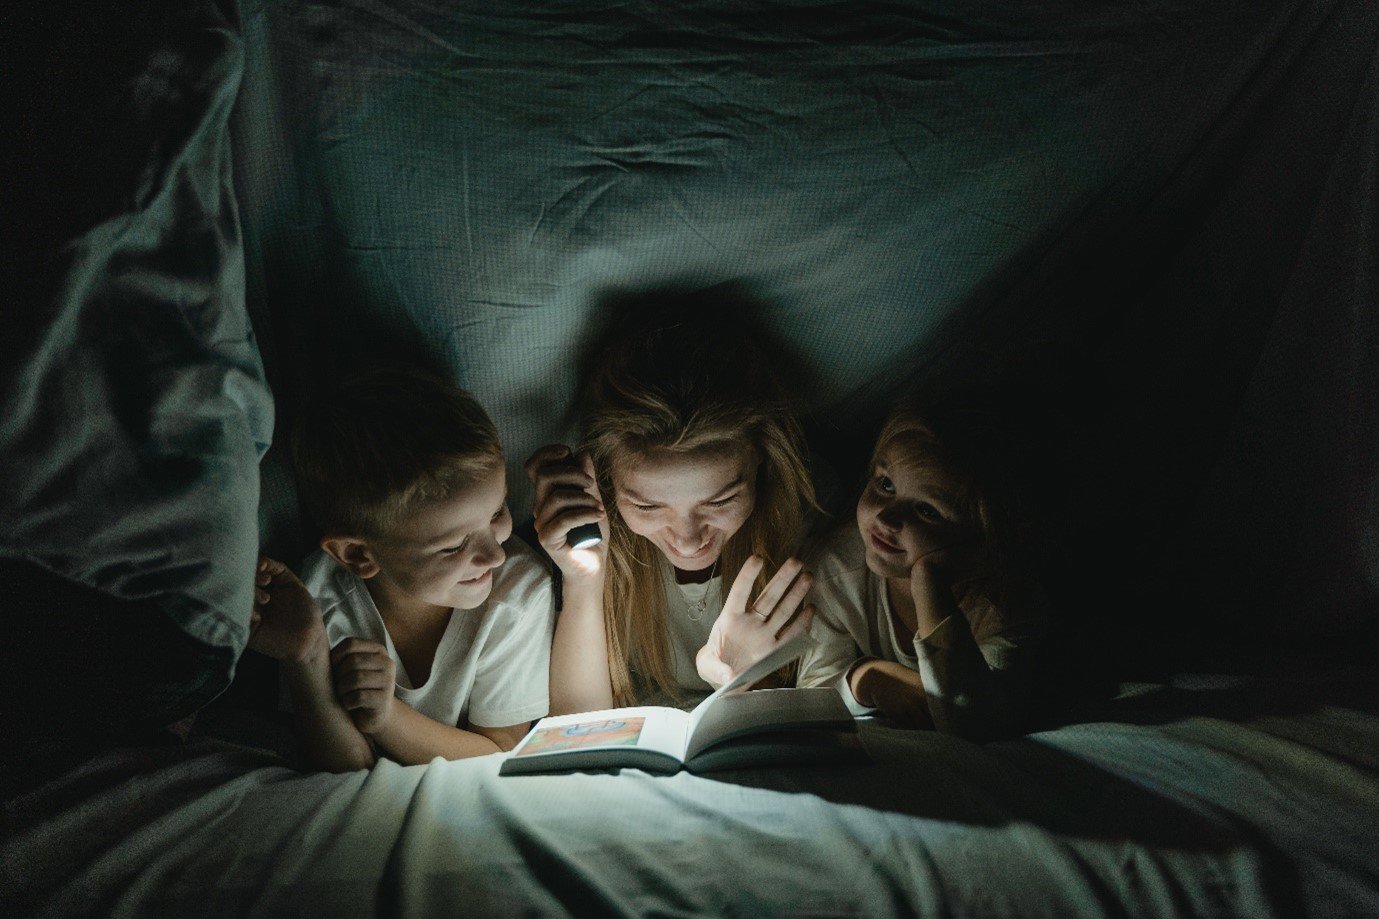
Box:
[6,681,1378,917]
[235,0,1379,649]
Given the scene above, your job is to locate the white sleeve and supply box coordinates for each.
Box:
[466,572,556,728]
[912,607,1042,740]
[796,570,866,691]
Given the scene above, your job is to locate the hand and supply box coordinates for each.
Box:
[330,638,397,734]
[248,556,326,662]
[850,660,933,729]
[696,556,814,689]
[526,444,608,583]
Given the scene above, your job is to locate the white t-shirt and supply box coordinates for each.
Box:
[626,562,722,704]
[797,525,1044,738]
[302,536,555,729]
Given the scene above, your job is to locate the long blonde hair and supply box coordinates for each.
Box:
[583,326,815,705]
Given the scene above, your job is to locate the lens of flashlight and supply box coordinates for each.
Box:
[566,522,602,550]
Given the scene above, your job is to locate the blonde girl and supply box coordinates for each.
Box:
[797,395,1045,739]
[530,325,818,712]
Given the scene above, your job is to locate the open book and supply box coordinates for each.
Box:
[500,634,859,776]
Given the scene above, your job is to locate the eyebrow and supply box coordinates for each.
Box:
[875,463,961,517]
[620,476,745,505]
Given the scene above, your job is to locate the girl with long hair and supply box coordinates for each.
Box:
[529,324,818,712]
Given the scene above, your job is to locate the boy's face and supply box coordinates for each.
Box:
[614,444,759,574]
[856,444,968,581]
[365,463,512,611]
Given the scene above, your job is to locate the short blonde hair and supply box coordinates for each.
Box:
[291,365,503,537]
[872,395,1025,606]
[583,326,816,705]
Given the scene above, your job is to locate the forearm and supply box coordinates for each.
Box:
[368,701,503,763]
[281,640,377,772]
[548,577,614,714]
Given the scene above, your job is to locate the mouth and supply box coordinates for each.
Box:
[868,530,903,555]
[667,539,713,561]
[458,569,493,586]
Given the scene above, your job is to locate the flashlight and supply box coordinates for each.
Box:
[566,521,603,550]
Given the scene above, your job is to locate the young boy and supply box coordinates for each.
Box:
[249,366,554,771]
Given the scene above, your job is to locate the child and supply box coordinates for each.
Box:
[528,325,817,714]
[248,366,554,770]
[796,396,1045,740]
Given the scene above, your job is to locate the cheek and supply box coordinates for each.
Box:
[617,506,659,540]
[710,502,752,539]
[855,492,880,531]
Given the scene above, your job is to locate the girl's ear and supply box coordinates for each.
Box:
[320,535,381,579]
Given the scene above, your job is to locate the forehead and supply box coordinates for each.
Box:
[615,444,754,501]
[389,463,507,545]
[876,443,963,498]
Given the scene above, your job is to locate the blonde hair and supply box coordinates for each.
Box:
[871,396,1025,609]
[291,365,503,537]
[583,328,815,705]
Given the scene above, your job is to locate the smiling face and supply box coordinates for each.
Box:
[613,444,759,574]
[362,462,512,612]
[855,443,972,581]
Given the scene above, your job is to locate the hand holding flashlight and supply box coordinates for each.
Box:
[526,444,608,578]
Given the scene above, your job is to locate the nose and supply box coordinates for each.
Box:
[667,515,708,551]
[876,505,904,533]
[474,537,506,570]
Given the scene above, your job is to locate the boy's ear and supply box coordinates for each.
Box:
[321,535,381,579]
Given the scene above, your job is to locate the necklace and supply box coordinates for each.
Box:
[678,562,719,622]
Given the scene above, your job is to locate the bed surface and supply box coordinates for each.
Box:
[6,675,1377,918]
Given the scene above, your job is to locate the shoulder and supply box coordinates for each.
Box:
[487,536,555,613]
[300,549,359,613]
[802,522,869,586]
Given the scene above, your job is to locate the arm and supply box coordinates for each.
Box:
[847,659,934,729]
[249,557,374,772]
[908,556,1038,740]
[329,638,513,763]
[527,445,614,715]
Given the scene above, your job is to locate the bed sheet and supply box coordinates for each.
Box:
[5,681,1377,918]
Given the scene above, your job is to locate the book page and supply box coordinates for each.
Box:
[685,629,816,735]
[685,687,851,761]
[510,706,691,761]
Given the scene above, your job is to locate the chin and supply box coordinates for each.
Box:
[660,542,721,571]
[449,581,494,610]
[863,549,909,581]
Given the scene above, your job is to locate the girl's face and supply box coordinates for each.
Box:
[856,442,971,581]
[614,444,759,573]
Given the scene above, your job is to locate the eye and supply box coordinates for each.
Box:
[706,492,739,507]
[440,539,468,556]
[873,475,895,496]
[914,502,945,524]
[491,505,509,524]
[630,502,658,512]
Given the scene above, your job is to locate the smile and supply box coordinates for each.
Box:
[667,539,713,560]
[869,530,903,554]
[458,569,493,585]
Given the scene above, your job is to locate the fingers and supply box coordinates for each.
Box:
[723,555,766,615]
[774,603,815,642]
[329,637,390,668]
[525,443,571,481]
[534,487,604,533]
[749,558,811,623]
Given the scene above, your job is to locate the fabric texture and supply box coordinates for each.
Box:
[1,0,273,784]
[5,676,1379,917]
[232,0,1379,685]
[306,537,555,728]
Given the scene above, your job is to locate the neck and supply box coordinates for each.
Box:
[365,575,450,629]
[884,576,918,636]
[672,559,718,585]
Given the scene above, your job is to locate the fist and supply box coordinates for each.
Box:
[526,444,609,582]
[248,556,325,662]
[330,638,397,734]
